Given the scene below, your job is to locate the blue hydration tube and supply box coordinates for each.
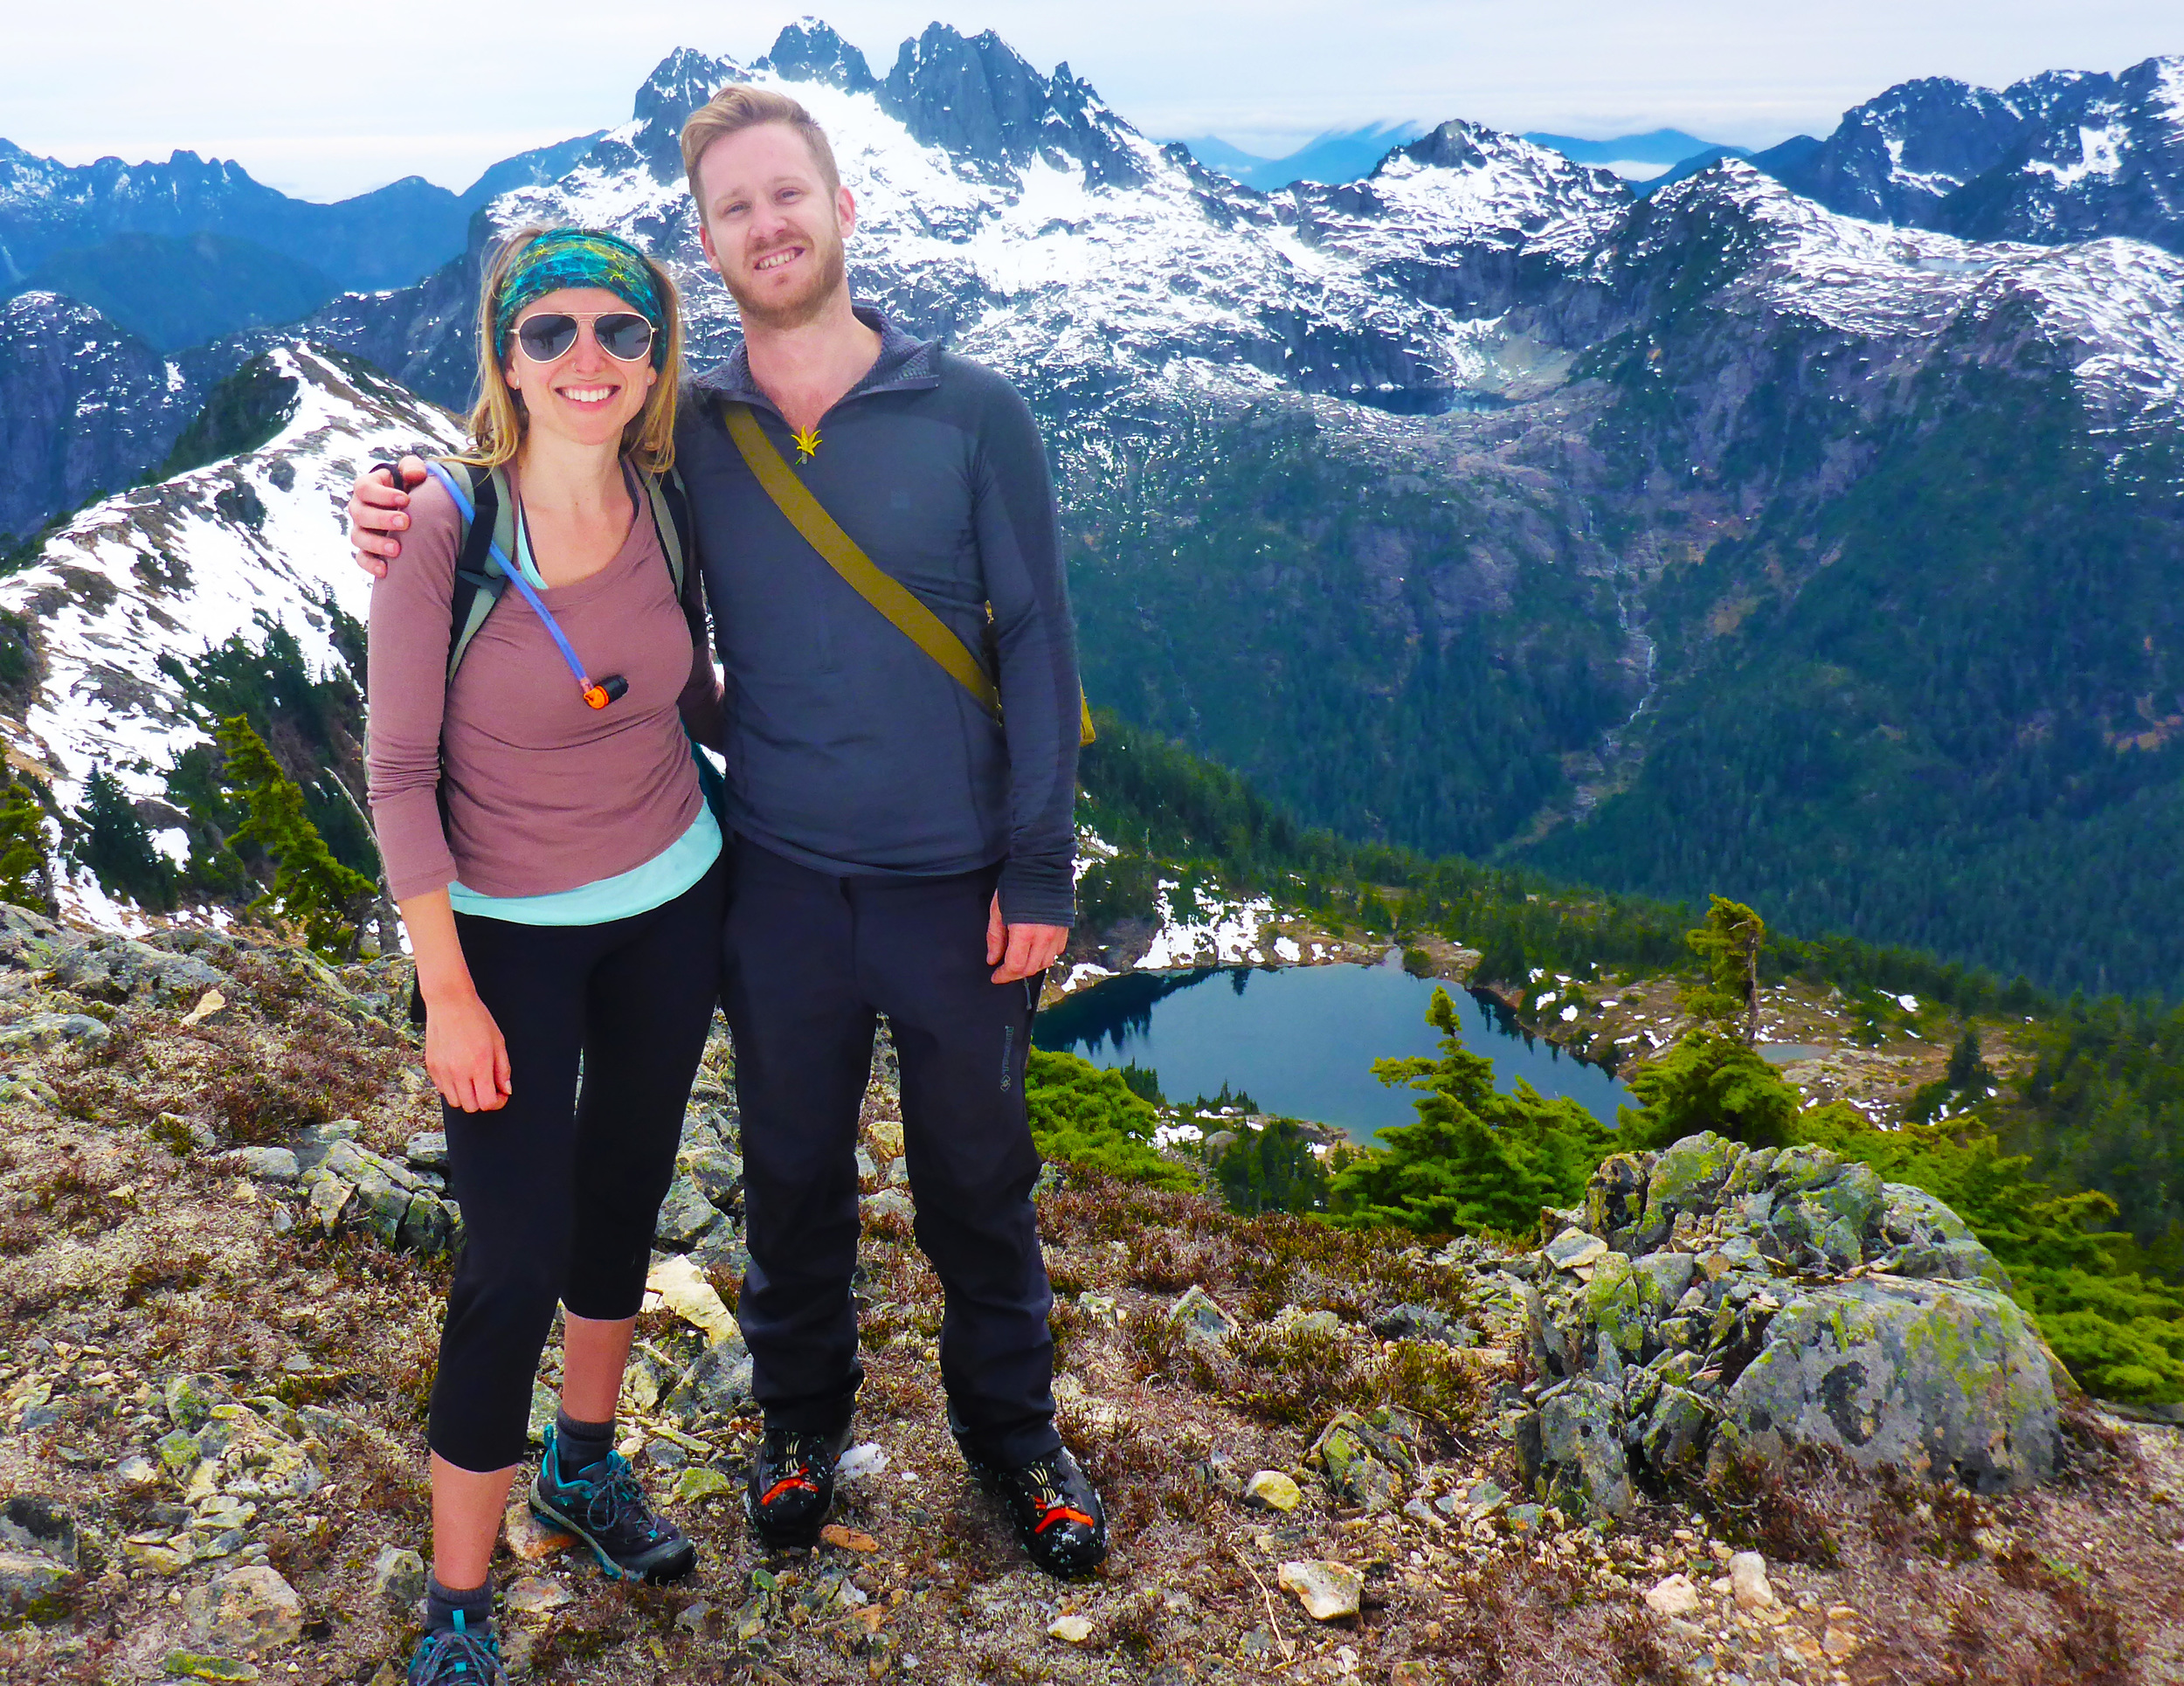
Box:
[425,461,625,708]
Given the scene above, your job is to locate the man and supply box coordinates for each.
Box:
[349,85,1105,1577]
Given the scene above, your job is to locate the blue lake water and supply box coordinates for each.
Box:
[1035,952,1635,1144]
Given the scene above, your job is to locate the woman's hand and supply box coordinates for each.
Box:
[398,888,510,1111]
[425,988,513,1112]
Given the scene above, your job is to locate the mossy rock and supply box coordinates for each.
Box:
[1636,1132,1745,1247]
[1642,1384,1712,1474]
[1307,1413,1402,1511]
[1583,1253,1649,1361]
[1713,1275,2056,1493]
[1585,1151,1653,1247]
[1517,1379,1632,1520]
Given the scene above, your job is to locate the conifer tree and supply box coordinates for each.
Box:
[0,777,51,911]
[1328,987,1613,1235]
[1683,895,1766,1043]
[75,765,175,911]
[213,715,377,957]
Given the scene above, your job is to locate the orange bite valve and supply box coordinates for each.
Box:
[583,674,628,709]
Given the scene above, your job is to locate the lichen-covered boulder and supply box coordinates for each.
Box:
[1870,1183,2011,1289]
[1517,1379,1632,1519]
[1586,1151,1654,1249]
[1517,1131,2047,1509]
[1636,1132,1745,1250]
[1711,1275,2056,1492]
[653,1172,722,1247]
[1641,1385,1712,1475]
[664,1333,755,1421]
[300,1139,456,1256]
[1171,1285,1241,1352]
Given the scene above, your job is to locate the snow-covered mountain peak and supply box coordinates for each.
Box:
[1765,52,2184,254]
[754,17,877,92]
[473,39,1643,416]
[1325,118,1632,261]
[874,22,1147,189]
[0,343,461,918]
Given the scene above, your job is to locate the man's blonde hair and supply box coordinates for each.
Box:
[460,226,683,474]
[680,85,842,212]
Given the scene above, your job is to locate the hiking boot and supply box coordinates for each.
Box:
[529,1425,696,1582]
[408,1608,507,1685]
[964,1444,1109,1577]
[744,1421,852,1550]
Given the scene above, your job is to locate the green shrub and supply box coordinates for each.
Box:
[1025,1047,1193,1190]
[1619,1031,1800,1150]
[1327,986,1614,1237]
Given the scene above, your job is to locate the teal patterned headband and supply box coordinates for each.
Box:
[494,228,668,368]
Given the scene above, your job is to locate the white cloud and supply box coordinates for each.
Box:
[5,2,2177,201]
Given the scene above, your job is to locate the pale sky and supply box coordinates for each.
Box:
[6,2,2178,202]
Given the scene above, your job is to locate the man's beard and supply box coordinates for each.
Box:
[728,228,848,331]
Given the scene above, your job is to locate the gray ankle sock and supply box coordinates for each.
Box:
[425,1572,492,1634]
[554,1407,615,1476]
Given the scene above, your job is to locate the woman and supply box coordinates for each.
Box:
[367,225,724,1686]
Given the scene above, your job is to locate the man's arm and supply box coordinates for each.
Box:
[347,457,431,576]
[969,370,1082,983]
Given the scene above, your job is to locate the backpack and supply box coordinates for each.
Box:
[423,458,727,826]
[426,459,699,681]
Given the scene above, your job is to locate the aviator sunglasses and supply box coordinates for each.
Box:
[512,309,656,363]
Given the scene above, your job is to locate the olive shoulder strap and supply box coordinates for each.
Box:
[722,401,1094,746]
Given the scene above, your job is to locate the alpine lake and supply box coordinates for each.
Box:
[1034,950,1636,1143]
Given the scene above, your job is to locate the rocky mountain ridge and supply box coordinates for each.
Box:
[0,343,460,922]
[0,293,201,547]
[0,141,473,294]
[1753,52,2184,253]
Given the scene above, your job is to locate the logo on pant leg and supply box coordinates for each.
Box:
[1000,1023,1014,1092]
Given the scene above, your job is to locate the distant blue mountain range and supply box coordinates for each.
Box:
[1181,123,1752,192]
[0,130,605,351]
[1171,122,1427,190]
[1520,128,1738,169]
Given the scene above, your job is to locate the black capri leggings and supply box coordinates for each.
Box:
[427,856,725,1473]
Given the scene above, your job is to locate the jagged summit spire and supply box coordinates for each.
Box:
[757,18,877,93]
[877,22,1144,188]
[632,46,743,129]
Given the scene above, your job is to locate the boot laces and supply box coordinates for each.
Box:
[770,1429,840,1485]
[411,1610,504,1683]
[579,1452,662,1542]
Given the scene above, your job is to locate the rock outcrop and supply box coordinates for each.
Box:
[1515,1132,2059,1517]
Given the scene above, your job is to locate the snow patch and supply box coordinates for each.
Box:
[2025,123,2127,188]
[1061,962,1115,992]
[1135,883,1277,970]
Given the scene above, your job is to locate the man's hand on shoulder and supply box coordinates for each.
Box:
[988,892,1068,985]
[348,455,429,577]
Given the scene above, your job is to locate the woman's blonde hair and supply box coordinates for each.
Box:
[460,225,683,473]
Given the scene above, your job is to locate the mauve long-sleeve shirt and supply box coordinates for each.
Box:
[366,464,718,903]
